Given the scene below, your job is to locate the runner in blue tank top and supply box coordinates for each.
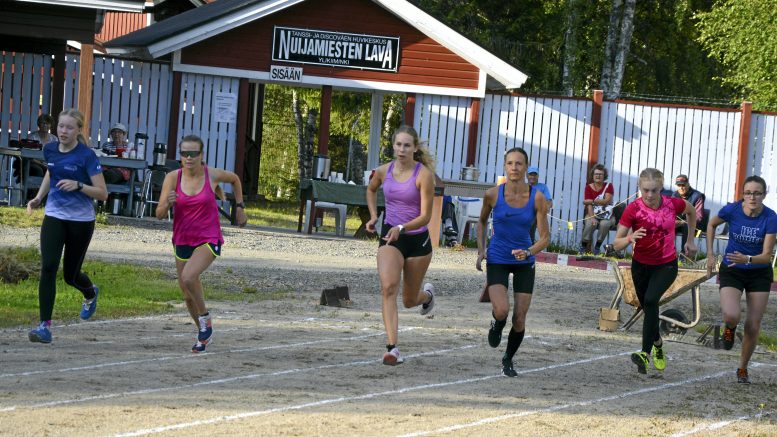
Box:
[476,147,550,377]
[366,125,437,366]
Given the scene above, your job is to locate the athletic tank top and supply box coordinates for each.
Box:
[172,167,224,246]
[383,161,427,235]
[487,184,536,264]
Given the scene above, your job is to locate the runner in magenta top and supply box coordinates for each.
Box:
[383,161,427,235]
[157,135,247,353]
[613,168,697,375]
[366,125,437,366]
[172,166,224,247]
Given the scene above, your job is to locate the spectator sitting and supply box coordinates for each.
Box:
[527,165,553,243]
[672,174,705,252]
[441,195,458,247]
[581,163,616,254]
[12,114,55,194]
[100,123,135,184]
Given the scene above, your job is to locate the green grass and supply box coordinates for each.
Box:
[0,206,109,227]
[0,246,284,328]
[243,199,362,233]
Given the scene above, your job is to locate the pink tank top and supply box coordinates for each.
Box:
[619,196,686,265]
[383,161,427,235]
[172,167,224,246]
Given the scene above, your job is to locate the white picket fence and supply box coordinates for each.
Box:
[415,93,776,246]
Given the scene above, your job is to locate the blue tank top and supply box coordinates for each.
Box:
[383,161,427,235]
[487,184,536,264]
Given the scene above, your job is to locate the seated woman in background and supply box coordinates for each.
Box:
[581,163,616,254]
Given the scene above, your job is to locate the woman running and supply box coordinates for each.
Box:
[476,147,550,377]
[156,135,247,353]
[366,125,436,365]
[613,168,697,374]
[26,108,108,343]
[706,175,776,384]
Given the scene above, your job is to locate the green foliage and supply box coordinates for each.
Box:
[696,0,777,109]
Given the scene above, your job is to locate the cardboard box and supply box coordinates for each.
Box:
[598,307,620,331]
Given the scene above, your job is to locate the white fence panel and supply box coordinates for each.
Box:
[749,113,777,212]
[0,52,55,145]
[177,73,239,185]
[414,93,471,181]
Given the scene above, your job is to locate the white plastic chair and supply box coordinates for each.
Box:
[304,200,347,236]
[455,197,485,243]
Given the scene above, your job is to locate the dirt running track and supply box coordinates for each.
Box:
[0,224,775,436]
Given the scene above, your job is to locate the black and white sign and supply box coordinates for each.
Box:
[272,26,400,72]
[270,65,303,82]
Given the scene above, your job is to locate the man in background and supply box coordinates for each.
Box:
[527,165,552,243]
[673,174,705,253]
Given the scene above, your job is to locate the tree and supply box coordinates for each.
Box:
[696,0,777,109]
[600,0,636,99]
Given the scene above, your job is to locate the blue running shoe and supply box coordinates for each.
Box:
[80,286,99,320]
[197,315,213,343]
[191,338,212,353]
[29,325,52,344]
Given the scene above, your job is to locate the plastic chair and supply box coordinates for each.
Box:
[455,197,485,243]
[304,200,347,236]
[137,167,169,218]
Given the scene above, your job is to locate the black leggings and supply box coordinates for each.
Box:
[39,215,96,321]
[631,258,678,353]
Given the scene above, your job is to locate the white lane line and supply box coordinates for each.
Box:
[668,411,773,437]
[398,369,734,437]
[0,345,477,413]
[106,351,631,437]
[0,329,411,379]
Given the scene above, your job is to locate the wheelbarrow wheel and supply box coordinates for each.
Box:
[659,308,689,337]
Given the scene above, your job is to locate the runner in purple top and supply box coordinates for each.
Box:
[706,175,776,384]
[366,125,436,366]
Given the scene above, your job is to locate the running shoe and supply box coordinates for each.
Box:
[722,325,736,350]
[79,286,99,320]
[197,315,213,344]
[736,368,750,384]
[383,347,404,365]
[191,339,211,353]
[28,324,52,344]
[502,353,517,377]
[488,319,506,348]
[420,283,435,315]
[651,344,666,371]
[631,351,649,374]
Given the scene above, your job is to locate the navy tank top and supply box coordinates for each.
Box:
[488,184,536,264]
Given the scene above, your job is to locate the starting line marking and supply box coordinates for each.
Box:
[668,410,773,437]
[106,351,633,437]
[0,345,477,413]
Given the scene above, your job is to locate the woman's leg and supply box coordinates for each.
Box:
[740,292,769,370]
[61,219,96,298]
[400,253,433,309]
[38,216,66,322]
[377,246,404,347]
[719,286,743,331]
[178,246,216,318]
[175,259,199,325]
[640,263,677,353]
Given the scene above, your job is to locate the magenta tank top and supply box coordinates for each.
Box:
[172,167,224,246]
[383,161,427,235]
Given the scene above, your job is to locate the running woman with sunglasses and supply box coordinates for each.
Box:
[706,175,776,384]
[26,108,108,343]
[156,135,247,352]
[476,147,550,377]
[366,125,436,366]
[613,168,697,375]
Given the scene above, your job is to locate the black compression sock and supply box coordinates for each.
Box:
[386,344,396,352]
[505,329,525,359]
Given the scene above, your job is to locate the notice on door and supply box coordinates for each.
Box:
[214,92,237,123]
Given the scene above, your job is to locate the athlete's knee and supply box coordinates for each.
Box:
[743,318,762,336]
[493,307,509,321]
[381,283,399,298]
[721,310,740,326]
[512,314,526,330]
[180,273,201,290]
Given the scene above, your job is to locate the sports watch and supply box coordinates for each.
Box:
[397,224,406,234]
[235,202,246,209]
[747,255,752,265]
[76,182,84,191]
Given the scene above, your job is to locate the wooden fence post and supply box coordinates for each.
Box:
[734,101,752,200]
[405,93,415,126]
[466,98,480,166]
[587,90,604,179]
[77,44,94,141]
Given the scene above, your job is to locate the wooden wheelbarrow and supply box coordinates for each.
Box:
[608,258,717,334]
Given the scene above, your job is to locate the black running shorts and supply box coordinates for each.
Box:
[378,225,432,259]
[718,263,773,293]
[174,242,222,260]
[486,263,536,294]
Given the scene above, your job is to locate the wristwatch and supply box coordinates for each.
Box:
[397,224,406,234]
[76,182,84,191]
[235,202,245,209]
[747,255,752,265]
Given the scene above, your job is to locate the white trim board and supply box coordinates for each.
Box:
[173,60,488,98]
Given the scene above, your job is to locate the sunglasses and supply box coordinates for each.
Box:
[180,150,202,158]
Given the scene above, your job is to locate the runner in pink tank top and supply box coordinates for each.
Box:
[156,135,247,353]
[365,125,437,366]
[613,168,697,375]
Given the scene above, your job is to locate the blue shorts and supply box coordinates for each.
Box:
[174,242,222,261]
